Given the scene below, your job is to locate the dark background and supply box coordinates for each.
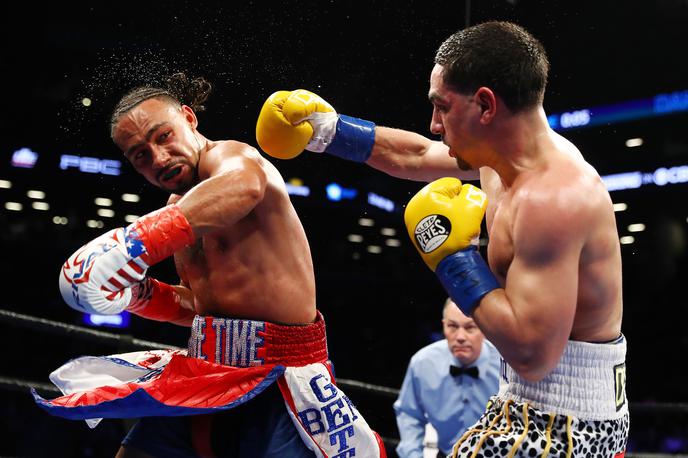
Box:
[1,0,687,456]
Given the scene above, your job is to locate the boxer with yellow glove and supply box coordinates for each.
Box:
[256,89,375,161]
[404,177,500,316]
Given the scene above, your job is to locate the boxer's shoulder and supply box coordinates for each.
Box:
[198,140,265,179]
[205,139,260,158]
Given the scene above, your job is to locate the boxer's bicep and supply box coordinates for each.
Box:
[176,148,267,236]
[367,127,478,182]
[508,201,584,369]
[476,198,585,381]
[503,241,579,369]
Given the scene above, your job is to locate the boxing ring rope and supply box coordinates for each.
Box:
[0,375,60,396]
[0,307,398,399]
[0,308,177,351]
[1,308,687,457]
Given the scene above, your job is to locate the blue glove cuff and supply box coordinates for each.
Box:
[435,248,500,316]
[324,114,376,162]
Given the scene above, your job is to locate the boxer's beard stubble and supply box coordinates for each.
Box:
[455,156,472,171]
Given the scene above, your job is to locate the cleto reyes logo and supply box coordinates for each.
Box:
[414,214,451,253]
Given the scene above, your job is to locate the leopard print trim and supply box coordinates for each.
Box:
[449,396,629,457]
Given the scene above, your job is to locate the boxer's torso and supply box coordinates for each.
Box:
[480,132,623,342]
[172,141,316,324]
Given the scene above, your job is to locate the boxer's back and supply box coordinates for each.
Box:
[565,149,623,342]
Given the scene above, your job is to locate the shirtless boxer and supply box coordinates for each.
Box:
[35,73,385,458]
[256,21,628,457]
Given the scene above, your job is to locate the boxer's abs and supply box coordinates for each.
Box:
[175,220,316,325]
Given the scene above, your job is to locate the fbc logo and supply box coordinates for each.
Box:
[59,154,121,176]
[414,214,451,253]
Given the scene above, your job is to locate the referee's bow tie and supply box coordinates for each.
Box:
[450,365,479,378]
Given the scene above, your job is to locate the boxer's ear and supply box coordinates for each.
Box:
[181,104,198,129]
[474,87,496,125]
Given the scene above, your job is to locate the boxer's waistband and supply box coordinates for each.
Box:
[499,335,627,421]
[187,311,327,367]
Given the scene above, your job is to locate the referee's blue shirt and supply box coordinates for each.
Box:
[394,339,501,457]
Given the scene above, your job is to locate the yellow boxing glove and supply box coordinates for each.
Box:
[404,177,499,315]
[256,90,335,159]
[404,177,487,270]
[256,89,376,161]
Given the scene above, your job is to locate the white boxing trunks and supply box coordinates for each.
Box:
[450,336,629,458]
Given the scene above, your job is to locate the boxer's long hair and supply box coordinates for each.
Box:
[109,72,212,137]
[435,21,549,113]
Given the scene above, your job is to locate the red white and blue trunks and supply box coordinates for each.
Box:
[33,311,386,457]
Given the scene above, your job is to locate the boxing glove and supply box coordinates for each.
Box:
[59,205,195,315]
[404,177,500,315]
[256,89,375,162]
